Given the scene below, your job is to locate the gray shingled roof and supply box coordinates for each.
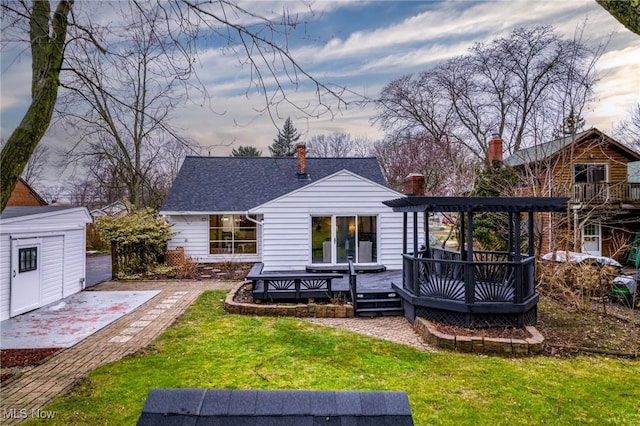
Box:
[0,206,80,220]
[160,156,387,212]
[503,129,592,167]
[503,128,640,167]
[137,389,414,425]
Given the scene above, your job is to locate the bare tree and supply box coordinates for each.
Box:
[374,25,602,163]
[616,103,640,152]
[1,0,350,211]
[373,133,474,195]
[58,2,198,208]
[21,144,49,186]
[306,132,373,157]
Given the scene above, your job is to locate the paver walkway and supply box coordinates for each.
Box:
[1,279,432,424]
[0,280,235,425]
[304,317,434,352]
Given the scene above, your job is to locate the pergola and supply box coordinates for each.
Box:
[383,196,568,328]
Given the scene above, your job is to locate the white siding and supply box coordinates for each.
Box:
[254,171,420,271]
[166,214,262,264]
[62,229,86,297]
[40,236,64,305]
[0,207,91,320]
[0,234,11,320]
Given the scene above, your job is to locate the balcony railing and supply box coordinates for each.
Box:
[571,182,640,204]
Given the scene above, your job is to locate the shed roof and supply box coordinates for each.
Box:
[160,156,386,212]
[383,196,569,213]
[0,206,87,220]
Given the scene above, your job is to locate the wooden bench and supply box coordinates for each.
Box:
[247,263,343,301]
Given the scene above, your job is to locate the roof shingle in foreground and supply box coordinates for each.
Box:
[137,389,414,425]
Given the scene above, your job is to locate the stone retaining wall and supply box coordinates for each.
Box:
[413,318,544,356]
[224,282,354,318]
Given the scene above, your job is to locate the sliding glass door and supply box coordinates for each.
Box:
[311,215,377,264]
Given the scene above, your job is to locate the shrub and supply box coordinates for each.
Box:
[96,208,173,278]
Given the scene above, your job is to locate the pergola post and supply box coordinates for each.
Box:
[402,213,408,254]
[460,212,466,260]
[464,211,475,304]
[528,212,535,257]
[508,212,514,255]
[514,213,523,304]
[424,211,431,258]
[412,212,418,256]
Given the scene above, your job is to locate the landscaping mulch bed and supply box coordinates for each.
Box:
[429,323,531,340]
[536,296,640,357]
[1,348,63,384]
[151,263,252,281]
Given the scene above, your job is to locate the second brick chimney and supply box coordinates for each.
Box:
[488,134,503,164]
[296,143,308,178]
[403,173,425,196]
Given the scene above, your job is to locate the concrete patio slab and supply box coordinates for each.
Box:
[0,290,160,349]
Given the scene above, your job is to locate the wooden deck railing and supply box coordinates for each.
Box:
[402,248,536,305]
[571,182,640,204]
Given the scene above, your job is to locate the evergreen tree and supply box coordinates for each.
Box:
[269,117,300,157]
[231,145,262,157]
[471,161,521,251]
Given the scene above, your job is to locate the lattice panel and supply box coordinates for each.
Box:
[416,307,537,328]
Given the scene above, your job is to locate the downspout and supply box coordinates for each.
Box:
[245,212,264,260]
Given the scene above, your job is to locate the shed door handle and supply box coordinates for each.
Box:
[13,270,16,278]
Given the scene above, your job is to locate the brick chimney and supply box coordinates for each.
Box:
[488,134,503,164]
[296,143,308,178]
[403,173,425,196]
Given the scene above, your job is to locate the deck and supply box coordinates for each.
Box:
[251,269,402,298]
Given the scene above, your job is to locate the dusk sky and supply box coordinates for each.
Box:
[1,1,639,184]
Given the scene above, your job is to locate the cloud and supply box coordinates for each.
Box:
[2,0,638,187]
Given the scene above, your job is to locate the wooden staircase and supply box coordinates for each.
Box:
[348,258,403,317]
[353,290,403,316]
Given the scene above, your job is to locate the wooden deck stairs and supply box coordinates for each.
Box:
[353,290,403,316]
[346,259,403,316]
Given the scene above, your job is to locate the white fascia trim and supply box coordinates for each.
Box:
[249,169,404,213]
[0,206,92,225]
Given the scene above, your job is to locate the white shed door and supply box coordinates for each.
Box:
[10,238,41,317]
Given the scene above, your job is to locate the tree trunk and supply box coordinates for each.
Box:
[0,0,73,211]
[597,0,640,36]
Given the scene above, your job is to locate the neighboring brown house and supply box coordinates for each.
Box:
[502,128,640,260]
[6,178,47,207]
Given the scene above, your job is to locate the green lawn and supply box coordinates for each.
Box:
[32,291,640,425]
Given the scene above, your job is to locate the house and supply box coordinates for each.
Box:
[503,128,640,258]
[0,206,93,320]
[6,178,48,207]
[90,200,129,219]
[160,144,415,272]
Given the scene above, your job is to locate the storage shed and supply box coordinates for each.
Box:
[0,206,92,320]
